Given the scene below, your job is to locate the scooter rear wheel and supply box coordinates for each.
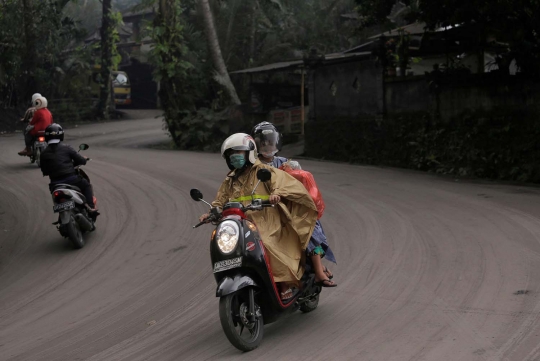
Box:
[67,215,85,249]
[219,290,264,352]
[35,147,41,167]
[300,292,320,313]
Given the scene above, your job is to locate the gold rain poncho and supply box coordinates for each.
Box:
[211,160,318,284]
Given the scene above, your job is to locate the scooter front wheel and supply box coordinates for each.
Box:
[219,290,264,352]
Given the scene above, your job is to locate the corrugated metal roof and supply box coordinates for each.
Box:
[343,41,375,54]
[368,22,427,39]
[230,52,371,75]
[122,7,155,22]
[325,52,371,60]
[230,60,303,74]
[367,22,466,40]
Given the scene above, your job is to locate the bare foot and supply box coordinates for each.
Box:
[323,266,333,279]
[315,278,337,287]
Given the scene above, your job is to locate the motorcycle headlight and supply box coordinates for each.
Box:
[215,220,239,254]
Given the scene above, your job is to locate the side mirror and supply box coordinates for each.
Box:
[256,169,271,182]
[190,189,204,202]
[79,144,89,151]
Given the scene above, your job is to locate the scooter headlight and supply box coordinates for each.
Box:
[215,220,239,254]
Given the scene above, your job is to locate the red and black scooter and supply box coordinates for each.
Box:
[190,169,322,352]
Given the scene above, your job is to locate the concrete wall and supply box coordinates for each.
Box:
[311,60,383,120]
[385,74,540,120]
[438,82,540,120]
[298,57,540,124]
[385,76,431,114]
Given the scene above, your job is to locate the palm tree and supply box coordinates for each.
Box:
[97,0,113,119]
[199,0,241,105]
[22,0,36,93]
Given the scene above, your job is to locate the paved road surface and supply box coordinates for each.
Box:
[2,111,540,360]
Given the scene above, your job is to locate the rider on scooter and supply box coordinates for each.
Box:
[252,122,337,288]
[39,123,99,221]
[18,94,53,156]
[20,93,41,123]
[199,133,320,300]
[251,121,287,168]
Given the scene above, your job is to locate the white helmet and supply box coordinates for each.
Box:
[33,96,47,109]
[31,93,42,104]
[221,133,258,170]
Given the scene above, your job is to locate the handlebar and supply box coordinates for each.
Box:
[260,200,274,207]
[193,199,274,228]
[193,212,218,228]
[193,220,207,228]
[248,199,274,209]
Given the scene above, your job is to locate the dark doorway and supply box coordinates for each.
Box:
[120,59,158,109]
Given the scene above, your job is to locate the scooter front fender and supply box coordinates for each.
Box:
[216,274,259,297]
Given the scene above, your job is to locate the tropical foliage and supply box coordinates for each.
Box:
[0,0,86,108]
[355,0,540,76]
[212,0,360,69]
[144,0,361,149]
[2,0,360,141]
[0,0,126,123]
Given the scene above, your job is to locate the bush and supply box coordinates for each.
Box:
[306,109,540,183]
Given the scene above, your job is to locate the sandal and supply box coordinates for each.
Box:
[315,279,337,288]
[323,266,334,280]
[280,288,294,300]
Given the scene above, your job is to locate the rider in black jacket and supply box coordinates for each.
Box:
[40,123,98,219]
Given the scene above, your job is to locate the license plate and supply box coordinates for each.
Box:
[53,201,75,213]
[213,257,242,273]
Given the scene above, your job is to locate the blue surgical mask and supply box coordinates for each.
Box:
[230,154,246,169]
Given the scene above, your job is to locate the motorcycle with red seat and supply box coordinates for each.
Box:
[190,169,321,352]
[29,130,47,167]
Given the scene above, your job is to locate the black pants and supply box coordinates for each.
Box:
[24,132,35,148]
[49,176,95,208]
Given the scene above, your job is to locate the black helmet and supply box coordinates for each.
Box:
[251,121,282,158]
[44,123,64,144]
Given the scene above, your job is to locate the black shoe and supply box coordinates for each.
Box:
[90,210,100,223]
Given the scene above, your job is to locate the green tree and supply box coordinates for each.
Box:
[354,0,410,27]
[151,0,196,145]
[419,0,540,76]
[199,0,241,105]
[355,0,540,76]
[141,0,361,149]
[97,0,113,119]
[0,0,83,107]
[0,0,24,105]
[248,0,359,64]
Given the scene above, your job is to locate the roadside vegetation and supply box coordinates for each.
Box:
[3,0,540,183]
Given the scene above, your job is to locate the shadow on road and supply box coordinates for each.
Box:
[36,232,97,255]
